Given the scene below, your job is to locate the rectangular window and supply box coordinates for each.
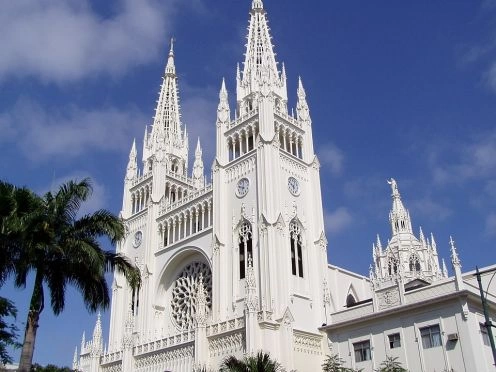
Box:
[420,324,442,349]
[481,323,491,347]
[353,340,371,362]
[388,333,401,349]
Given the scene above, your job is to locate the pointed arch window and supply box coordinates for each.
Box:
[409,255,421,272]
[289,221,304,278]
[388,257,399,276]
[239,221,253,279]
[346,293,357,307]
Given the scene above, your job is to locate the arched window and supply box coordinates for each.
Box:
[239,222,253,279]
[289,221,304,278]
[388,257,399,276]
[346,293,356,307]
[409,255,421,272]
[131,284,141,316]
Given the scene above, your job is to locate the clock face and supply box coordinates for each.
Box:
[236,178,250,197]
[288,177,300,196]
[133,231,143,248]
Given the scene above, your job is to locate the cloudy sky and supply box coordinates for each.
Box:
[1,0,496,367]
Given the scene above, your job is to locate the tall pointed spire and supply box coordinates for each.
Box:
[238,1,286,101]
[388,178,413,235]
[152,38,182,138]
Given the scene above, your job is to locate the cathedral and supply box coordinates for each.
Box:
[74,1,496,371]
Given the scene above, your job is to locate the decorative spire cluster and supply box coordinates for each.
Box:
[372,179,444,285]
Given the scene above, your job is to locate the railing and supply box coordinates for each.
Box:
[229,108,259,130]
[275,109,301,128]
[134,329,195,356]
[131,174,152,188]
[159,184,213,215]
[101,350,123,365]
[165,170,196,187]
[207,317,245,337]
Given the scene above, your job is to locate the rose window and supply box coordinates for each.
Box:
[171,261,212,330]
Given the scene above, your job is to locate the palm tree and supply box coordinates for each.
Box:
[0,178,140,372]
[375,356,408,372]
[0,181,41,285]
[221,351,284,371]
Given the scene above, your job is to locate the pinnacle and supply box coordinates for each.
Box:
[165,38,176,75]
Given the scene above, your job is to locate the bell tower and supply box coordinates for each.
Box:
[211,1,328,368]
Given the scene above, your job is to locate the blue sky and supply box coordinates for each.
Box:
[1,0,496,367]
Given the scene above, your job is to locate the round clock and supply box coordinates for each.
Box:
[288,177,300,196]
[236,178,250,197]
[133,231,143,248]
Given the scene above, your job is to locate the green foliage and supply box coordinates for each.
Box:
[221,351,284,371]
[0,296,20,365]
[30,364,73,372]
[0,178,141,371]
[375,356,408,372]
[322,354,361,372]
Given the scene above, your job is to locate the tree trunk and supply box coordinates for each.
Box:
[18,271,44,372]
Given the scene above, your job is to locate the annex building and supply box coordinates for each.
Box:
[74,1,496,371]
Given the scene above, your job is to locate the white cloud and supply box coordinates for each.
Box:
[485,213,496,236]
[430,130,496,185]
[410,198,452,221]
[0,98,147,161]
[0,0,172,84]
[318,143,344,175]
[325,207,353,236]
[486,62,496,93]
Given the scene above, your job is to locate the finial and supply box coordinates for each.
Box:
[376,234,382,251]
[430,233,437,252]
[165,38,176,75]
[450,236,461,266]
[297,76,306,98]
[387,178,400,198]
[195,137,202,155]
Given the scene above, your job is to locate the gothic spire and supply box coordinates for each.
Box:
[388,178,413,235]
[217,78,230,124]
[152,39,182,138]
[125,139,138,180]
[192,138,205,188]
[238,0,285,100]
[450,236,461,267]
[297,76,311,122]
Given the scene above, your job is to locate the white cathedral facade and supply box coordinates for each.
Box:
[74,1,496,371]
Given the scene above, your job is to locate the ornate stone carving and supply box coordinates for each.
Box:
[378,288,401,310]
